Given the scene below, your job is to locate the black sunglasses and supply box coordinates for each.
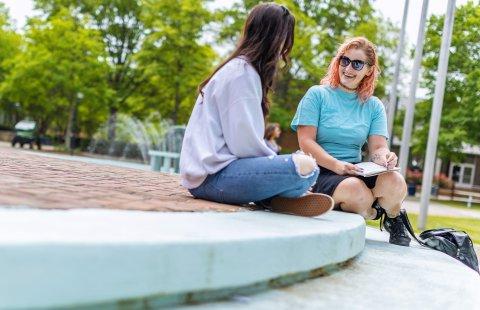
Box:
[339,56,369,71]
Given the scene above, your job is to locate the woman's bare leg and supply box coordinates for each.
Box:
[332,177,376,219]
[371,171,407,217]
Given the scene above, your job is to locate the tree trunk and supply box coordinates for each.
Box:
[107,107,117,142]
[65,101,77,153]
[173,83,180,124]
[107,106,118,156]
[172,60,183,124]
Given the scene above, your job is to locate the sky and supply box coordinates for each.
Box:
[2,0,34,28]
[374,0,468,44]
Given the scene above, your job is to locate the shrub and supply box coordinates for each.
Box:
[406,169,454,189]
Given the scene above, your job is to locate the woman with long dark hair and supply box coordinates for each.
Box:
[180,3,333,216]
[264,122,282,154]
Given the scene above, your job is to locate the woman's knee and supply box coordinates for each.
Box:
[292,153,317,176]
[335,178,375,210]
[278,171,318,198]
[379,172,407,198]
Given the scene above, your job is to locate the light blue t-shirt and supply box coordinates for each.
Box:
[291,85,389,163]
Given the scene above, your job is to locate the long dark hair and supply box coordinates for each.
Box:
[198,3,295,117]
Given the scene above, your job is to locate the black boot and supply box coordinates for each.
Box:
[382,211,411,247]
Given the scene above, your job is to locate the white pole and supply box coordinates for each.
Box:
[419,0,456,230]
[399,0,429,177]
[387,0,409,139]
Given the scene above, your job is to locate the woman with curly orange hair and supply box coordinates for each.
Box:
[291,37,410,246]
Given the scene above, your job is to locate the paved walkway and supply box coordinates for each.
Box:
[4,142,479,217]
[0,144,240,212]
[402,198,480,219]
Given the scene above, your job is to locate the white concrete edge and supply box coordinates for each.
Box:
[0,209,365,309]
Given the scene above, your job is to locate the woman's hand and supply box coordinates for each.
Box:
[371,150,398,169]
[333,161,363,176]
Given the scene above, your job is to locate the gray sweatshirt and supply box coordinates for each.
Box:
[180,57,276,189]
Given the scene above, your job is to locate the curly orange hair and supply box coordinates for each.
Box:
[320,37,380,102]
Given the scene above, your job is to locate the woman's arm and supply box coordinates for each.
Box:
[367,98,396,168]
[220,97,276,158]
[298,125,361,175]
[368,135,397,169]
[217,62,276,158]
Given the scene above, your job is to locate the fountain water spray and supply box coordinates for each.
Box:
[88,113,176,163]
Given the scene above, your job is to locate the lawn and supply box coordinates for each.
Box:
[367,213,480,245]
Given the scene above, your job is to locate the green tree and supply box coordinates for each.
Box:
[412,1,480,160]
[0,9,111,148]
[0,3,22,126]
[132,0,216,124]
[216,0,397,128]
[35,0,144,140]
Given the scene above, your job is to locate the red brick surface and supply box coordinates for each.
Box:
[0,145,243,212]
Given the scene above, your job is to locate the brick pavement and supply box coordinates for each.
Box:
[0,146,243,212]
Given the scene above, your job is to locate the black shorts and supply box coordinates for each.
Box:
[312,165,378,198]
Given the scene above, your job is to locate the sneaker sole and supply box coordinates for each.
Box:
[266,194,334,217]
[390,238,411,247]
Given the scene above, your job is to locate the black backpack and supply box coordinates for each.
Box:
[399,209,479,273]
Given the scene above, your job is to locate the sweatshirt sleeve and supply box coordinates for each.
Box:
[216,62,276,158]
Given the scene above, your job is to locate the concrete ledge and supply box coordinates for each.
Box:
[0,208,364,309]
[176,227,480,310]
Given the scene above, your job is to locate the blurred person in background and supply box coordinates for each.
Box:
[264,122,282,154]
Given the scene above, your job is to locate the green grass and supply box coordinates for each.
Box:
[367,213,480,245]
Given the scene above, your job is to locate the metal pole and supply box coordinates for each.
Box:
[399,0,429,177]
[419,0,456,229]
[387,0,409,140]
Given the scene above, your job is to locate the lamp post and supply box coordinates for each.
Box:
[387,0,409,141]
[419,0,456,229]
[399,0,429,177]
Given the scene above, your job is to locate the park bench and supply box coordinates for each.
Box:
[148,125,185,174]
[148,150,180,173]
[438,187,480,206]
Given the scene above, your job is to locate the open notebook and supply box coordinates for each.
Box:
[354,162,400,177]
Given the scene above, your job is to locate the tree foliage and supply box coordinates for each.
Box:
[0,0,473,160]
[411,1,480,160]
[35,0,144,140]
[131,0,216,124]
[216,0,397,128]
[0,9,110,139]
[0,4,22,125]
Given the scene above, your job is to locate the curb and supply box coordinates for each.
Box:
[0,209,365,308]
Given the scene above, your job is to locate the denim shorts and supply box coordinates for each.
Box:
[189,154,319,205]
